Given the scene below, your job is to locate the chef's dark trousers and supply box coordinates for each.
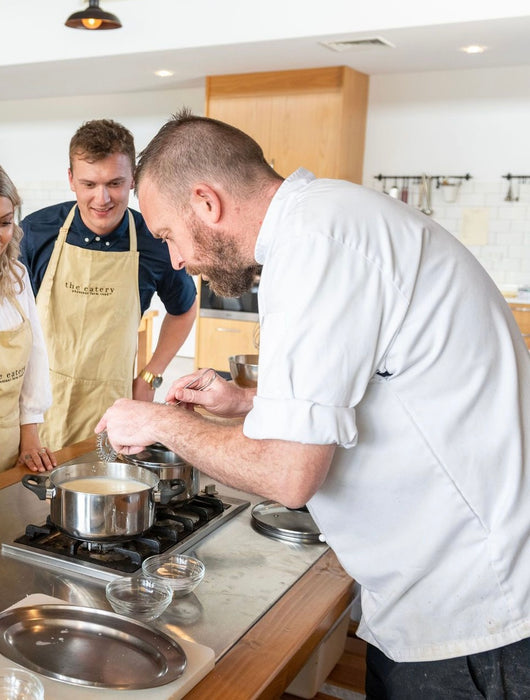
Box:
[365,635,530,699]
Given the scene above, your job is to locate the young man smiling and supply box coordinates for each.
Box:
[20,119,197,451]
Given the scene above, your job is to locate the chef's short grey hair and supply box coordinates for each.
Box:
[135,108,282,207]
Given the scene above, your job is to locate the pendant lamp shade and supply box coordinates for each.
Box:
[65,0,122,30]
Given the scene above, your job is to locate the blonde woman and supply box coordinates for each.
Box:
[0,166,55,472]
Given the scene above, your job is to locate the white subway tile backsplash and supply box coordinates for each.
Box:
[496,231,524,246]
[364,178,530,288]
[18,182,72,220]
[497,206,527,221]
[508,245,529,260]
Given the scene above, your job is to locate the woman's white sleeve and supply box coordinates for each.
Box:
[19,269,52,425]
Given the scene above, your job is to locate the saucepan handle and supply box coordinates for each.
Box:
[21,473,53,501]
[155,479,186,505]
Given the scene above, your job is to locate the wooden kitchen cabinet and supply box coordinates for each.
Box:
[509,302,530,349]
[197,66,368,369]
[136,309,158,373]
[205,65,369,182]
[196,315,259,372]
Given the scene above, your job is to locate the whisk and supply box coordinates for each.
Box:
[96,368,216,461]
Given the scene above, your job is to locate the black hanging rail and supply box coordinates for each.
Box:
[374,173,472,188]
[502,173,530,181]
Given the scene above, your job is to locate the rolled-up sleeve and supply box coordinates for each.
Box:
[245,395,359,447]
[245,174,408,449]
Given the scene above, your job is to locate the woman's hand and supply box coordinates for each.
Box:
[166,369,255,417]
[17,423,57,472]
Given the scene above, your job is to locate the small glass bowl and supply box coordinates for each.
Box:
[0,667,44,700]
[106,575,173,621]
[142,553,205,596]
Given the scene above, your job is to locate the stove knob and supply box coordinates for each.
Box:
[203,483,218,496]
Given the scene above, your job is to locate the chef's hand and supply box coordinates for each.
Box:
[166,370,255,418]
[95,398,163,455]
[17,423,57,472]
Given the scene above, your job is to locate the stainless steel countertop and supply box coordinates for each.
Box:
[0,451,327,660]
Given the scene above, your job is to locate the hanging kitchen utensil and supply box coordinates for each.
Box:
[388,179,400,199]
[505,177,513,202]
[400,177,409,203]
[440,178,462,203]
[420,173,433,215]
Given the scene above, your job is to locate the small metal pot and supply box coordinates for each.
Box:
[120,444,199,502]
[22,461,180,541]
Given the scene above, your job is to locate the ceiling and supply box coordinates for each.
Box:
[2,2,530,102]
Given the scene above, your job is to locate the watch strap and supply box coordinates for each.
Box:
[138,369,163,389]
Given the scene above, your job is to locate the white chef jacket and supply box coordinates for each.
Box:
[245,169,530,662]
[0,266,52,424]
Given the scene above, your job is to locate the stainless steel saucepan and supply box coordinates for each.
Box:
[119,444,199,502]
[22,461,181,541]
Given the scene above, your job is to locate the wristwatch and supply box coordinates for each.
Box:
[138,369,163,390]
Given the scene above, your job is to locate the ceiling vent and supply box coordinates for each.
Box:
[320,36,395,52]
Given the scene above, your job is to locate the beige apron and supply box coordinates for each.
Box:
[0,297,32,472]
[37,205,141,451]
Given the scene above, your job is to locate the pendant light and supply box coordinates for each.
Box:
[65,0,122,30]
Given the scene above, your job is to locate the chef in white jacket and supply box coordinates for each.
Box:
[98,111,530,699]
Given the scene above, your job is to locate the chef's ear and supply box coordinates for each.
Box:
[67,168,75,192]
[190,183,222,224]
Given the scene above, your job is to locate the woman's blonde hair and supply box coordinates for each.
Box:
[0,165,25,299]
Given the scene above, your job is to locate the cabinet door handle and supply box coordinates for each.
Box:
[216,327,240,333]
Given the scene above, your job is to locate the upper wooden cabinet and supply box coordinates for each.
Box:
[197,67,368,372]
[205,66,369,183]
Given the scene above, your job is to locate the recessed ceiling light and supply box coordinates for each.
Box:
[154,70,174,78]
[461,45,487,54]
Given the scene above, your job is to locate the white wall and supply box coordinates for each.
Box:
[363,65,530,287]
[1,87,205,184]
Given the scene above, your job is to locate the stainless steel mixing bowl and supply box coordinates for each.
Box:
[228,354,259,388]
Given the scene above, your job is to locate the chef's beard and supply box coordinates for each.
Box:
[185,216,261,298]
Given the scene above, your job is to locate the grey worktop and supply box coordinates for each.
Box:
[0,450,327,660]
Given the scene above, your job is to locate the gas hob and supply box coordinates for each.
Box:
[2,488,249,580]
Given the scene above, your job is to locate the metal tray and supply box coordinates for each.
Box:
[251,501,325,544]
[0,604,187,689]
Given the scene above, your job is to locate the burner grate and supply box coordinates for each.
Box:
[11,492,250,576]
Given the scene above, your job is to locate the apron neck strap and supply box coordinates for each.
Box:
[127,210,138,252]
[58,204,77,242]
[60,206,137,251]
